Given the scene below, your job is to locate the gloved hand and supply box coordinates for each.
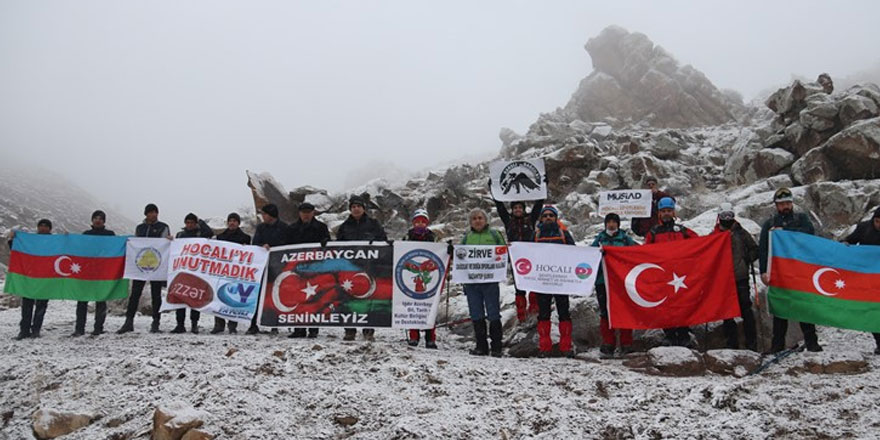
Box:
[386,239,395,246]
[320,239,328,248]
[447,241,454,256]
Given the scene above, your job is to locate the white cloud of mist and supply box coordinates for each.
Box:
[1,1,878,226]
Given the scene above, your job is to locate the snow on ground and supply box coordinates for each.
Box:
[1,301,879,439]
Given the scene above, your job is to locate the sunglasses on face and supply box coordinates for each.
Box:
[541,213,556,219]
[719,213,735,221]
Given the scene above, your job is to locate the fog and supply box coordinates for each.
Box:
[2,1,878,226]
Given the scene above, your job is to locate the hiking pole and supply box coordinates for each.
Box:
[751,262,764,352]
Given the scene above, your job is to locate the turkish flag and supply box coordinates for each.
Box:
[604,232,740,329]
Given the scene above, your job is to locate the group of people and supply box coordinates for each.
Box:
[7,176,880,358]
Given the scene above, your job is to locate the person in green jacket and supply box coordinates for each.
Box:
[460,208,506,357]
[591,213,638,358]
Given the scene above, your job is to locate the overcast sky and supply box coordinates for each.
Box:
[2,1,878,226]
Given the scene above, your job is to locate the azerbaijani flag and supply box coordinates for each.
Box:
[4,232,129,301]
[769,230,880,333]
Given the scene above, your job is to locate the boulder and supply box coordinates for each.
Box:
[704,349,761,376]
[649,133,683,160]
[838,94,879,127]
[788,352,869,375]
[32,408,94,440]
[791,148,836,185]
[645,347,705,376]
[152,402,209,440]
[246,170,298,224]
[823,117,880,181]
[765,80,825,121]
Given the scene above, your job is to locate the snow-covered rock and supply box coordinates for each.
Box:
[152,402,210,440]
[31,408,95,439]
[704,349,762,377]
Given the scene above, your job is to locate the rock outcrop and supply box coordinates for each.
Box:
[32,408,95,440]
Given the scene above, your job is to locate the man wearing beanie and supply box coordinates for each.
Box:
[171,213,215,334]
[759,187,821,353]
[249,203,289,335]
[212,212,252,334]
[591,212,638,358]
[118,204,171,334]
[336,195,387,341]
[286,202,331,339]
[534,205,577,357]
[712,203,759,351]
[74,210,116,337]
[632,176,672,237]
[844,206,880,354]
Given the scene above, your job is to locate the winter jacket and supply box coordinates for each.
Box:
[534,221,575,246]
[252,219,289,247]
[176,220,214,239]
[135,221,171,238]
[632,191,673,237]
[590,229,638,285]
[405,228,436,243]
[216,228,252,245]
[336,214,387,242]
[495,199,544,242]
[712,221,758,281]
[758,211,814,273]
[644,221,699,244]
[83,227,115,236]
[287,219,331,245]
[461,227,506,245]
[845,220,880,246]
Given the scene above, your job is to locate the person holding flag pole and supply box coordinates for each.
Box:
[7,219,53,340]
[759,187,822,353]
[843,207,880,355]
[712,203,759,351]
[117,203,171,334]
[591,213,638,358]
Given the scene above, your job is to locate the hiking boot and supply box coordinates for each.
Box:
[170,325,186,334]
[71,331,85,337]
[425,341,438,349]
[116,323,134,334]
[407,339,419,347]
[805,341,823,352]
[190,325,199,335]
[14,332,30,341]
[343,330,357,341]
[599,345,615,359]
[210,326,224,335]
[91,329,105,336]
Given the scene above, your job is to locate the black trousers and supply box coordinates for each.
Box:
[536,293,570,321]
[721,279,757,348]
[75,301,107,333]
[213,317,238,332]
[772,317,818,348]
[126,280,164,324]
[20,298,48,336]
[176,309,200,327]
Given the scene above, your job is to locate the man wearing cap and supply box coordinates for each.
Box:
[534,205,577,357]
[171,213,215,334]
[843,207,880,354]
[248,203,289,335]
[118,204,171,334]
[336,195,387,341]
[492,192,544,324]
[645,197,699,347]
[74,210,115,337]
[8,219,54,339]
[632,176,673,237]
[211,213,252,335]
[713,203,759,351]
[286,202,331,339]
[759,187,821,353]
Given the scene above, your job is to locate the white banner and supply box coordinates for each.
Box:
[161,238,269,324]
[124,237,170,281]
[391,241,450,330]
[451,245,509,284]
[598,189,653,218]
[489,158,547,202]
[508,242,602,296]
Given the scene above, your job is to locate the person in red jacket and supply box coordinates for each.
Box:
[534,205,577,358]
[404,209,439,349]
[644,197,699,347]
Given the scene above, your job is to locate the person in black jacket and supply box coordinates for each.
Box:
[9,219,53,340]
[118,204,171,334]
[844,207,880,354]
[74,210,115,337]
[493,191,544,324]
[337,195,387,341]
[759,188,821,353]
[171,213,214,334]
[247,203,288,335]
[211,213,252,335]
[287,202,331,339]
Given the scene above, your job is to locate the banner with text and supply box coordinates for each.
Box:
[160,238,269,324]
[508,242,602,295]
[124,237,170,281]
[489,158,547,202]
[598,189,652,218]
[258,242,393,328]
[391,241,450,329]
[451,245,509,284]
